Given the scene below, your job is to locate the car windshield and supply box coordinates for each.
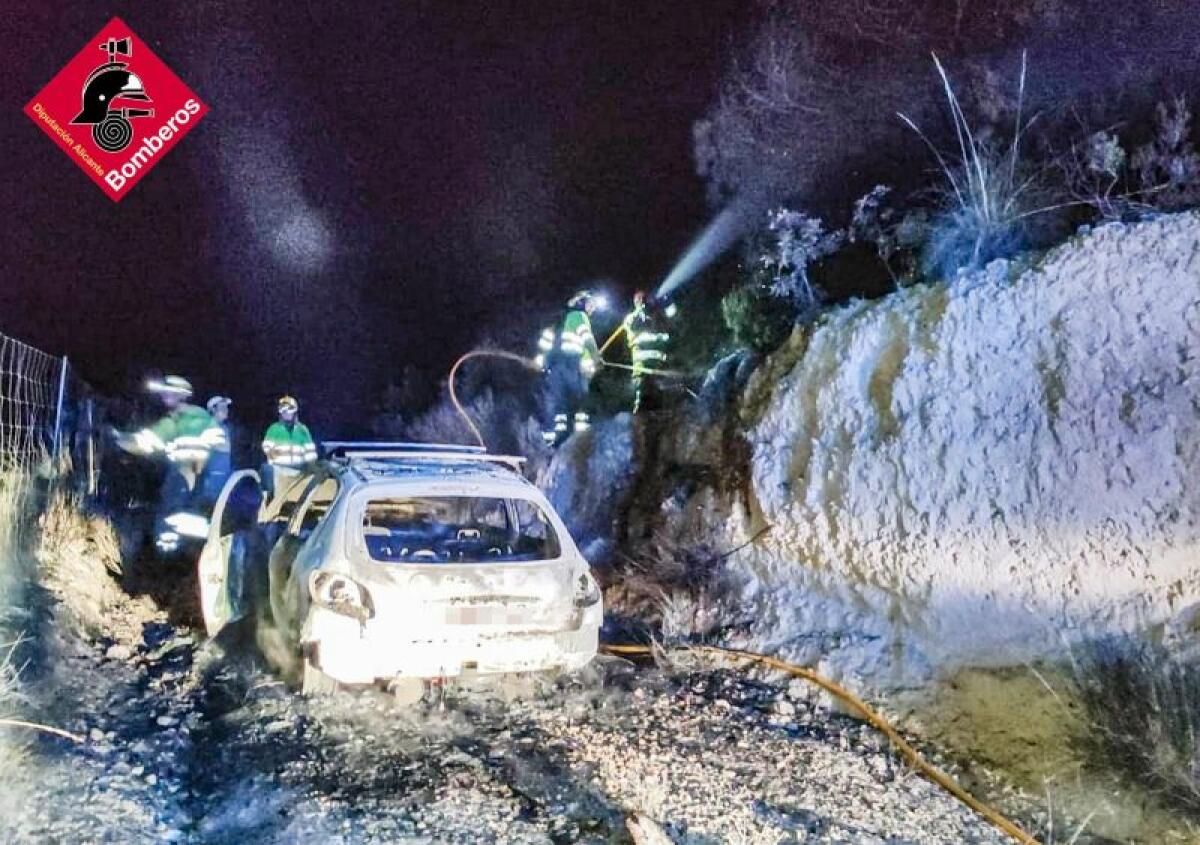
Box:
[361,496,561,563]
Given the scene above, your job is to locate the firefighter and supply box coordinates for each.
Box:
[534,290,605,446]
[115,375,226,554]
[621,291,675,414]
[199,395,234,504]
[261,395,317,496]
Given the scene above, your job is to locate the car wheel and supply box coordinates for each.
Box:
[301,658,339,696]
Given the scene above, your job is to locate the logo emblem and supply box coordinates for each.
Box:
[24,18,208,201]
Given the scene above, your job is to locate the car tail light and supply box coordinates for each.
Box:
[310,572,375,622]
[573,572,601,608]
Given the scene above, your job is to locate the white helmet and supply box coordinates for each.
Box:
[146,375,193,398]
[206,395,232,414]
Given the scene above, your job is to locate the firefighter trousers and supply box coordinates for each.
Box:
[542,359,591,446]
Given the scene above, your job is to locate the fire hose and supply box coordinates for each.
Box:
[598,322,627,358]
[448,349,539,449]
[602,643,1041,845]
[447,349,686,450]
[596,360,688,379]
[448,350,1037,841]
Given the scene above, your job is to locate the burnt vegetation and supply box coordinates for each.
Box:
[1070,638,1200,818]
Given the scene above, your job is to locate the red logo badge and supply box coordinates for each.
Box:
[24,18,208,201]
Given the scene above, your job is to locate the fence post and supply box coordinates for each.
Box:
[52,355,68,467]
[87,399,97,495]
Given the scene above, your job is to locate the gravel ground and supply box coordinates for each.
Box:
[2,597,199,843]
[186,653,1014,844]
[0,524,1026,845]
[2,598,1015,844]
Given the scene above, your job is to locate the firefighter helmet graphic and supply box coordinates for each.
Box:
[70,36,154,153]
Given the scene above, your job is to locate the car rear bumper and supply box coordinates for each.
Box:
[302,604,601,685]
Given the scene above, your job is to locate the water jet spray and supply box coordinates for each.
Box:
[654,196,759,301]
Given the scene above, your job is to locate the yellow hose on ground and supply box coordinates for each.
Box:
[602,643,1041,845]
[448,347,1035,842]
[448,349,542,450]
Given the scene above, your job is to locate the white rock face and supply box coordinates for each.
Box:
[716,214,1200,690]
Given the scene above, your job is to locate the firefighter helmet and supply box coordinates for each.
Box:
[206,395,232,414]
[146,375,193,398]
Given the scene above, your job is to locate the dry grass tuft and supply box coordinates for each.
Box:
[899,53,1065,278]
[1070,636,1200,818]
[0,473,35,799]
[608,536,742,643]
[35,492,124,638]
[0,640,33,815]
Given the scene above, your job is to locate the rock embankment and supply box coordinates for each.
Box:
[670,213,1200,691]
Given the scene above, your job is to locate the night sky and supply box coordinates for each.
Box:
[1,2,746,434]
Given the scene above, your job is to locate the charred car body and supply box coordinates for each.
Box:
[198,443,602,694]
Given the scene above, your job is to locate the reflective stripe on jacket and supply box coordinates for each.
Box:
[262,421,317,467]
[132,404,224,465]
[623,307,670,376]
[534,309,599,373]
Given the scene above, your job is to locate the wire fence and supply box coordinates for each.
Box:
[0,332,61,476]
[0,328,121,498]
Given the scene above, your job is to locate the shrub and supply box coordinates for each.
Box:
[900,53,1064,278]
[723,206,841,353]
[0,472,34,653]
[692,12,834,208]
[408,387,507,448]
[369,365,428,439]
[849,184,930,286]
[1059,97,1200,220]
[0,474,33,802]
[1059,128,1137,221]
[721,279,795,354]
[1070,637,1200,816]
[0,633,30,815]
[758,208,843,313]
[35,492,125,638]
[1131,96,1200,212]
[610,535,741,642]
[405,386,550,479]
[692,2,1080,210]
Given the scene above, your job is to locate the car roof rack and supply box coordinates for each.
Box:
[323,441,487,457]
[324,441,487,456]
[323,441,525,474]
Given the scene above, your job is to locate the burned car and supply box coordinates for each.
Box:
[198,443,602,695]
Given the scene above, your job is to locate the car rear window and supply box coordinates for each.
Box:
[361,496,561,563]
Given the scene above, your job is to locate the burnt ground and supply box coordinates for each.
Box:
[1,530,1031,845]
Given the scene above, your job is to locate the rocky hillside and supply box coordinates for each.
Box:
[557,212,1200,694]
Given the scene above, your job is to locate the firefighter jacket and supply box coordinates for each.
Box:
[535,309,600,375]
[622,305,671,377]
[128,404,225,466]
[262,421,318,468]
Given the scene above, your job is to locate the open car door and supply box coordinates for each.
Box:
[261,469,319,524]
[198,470,264,638]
